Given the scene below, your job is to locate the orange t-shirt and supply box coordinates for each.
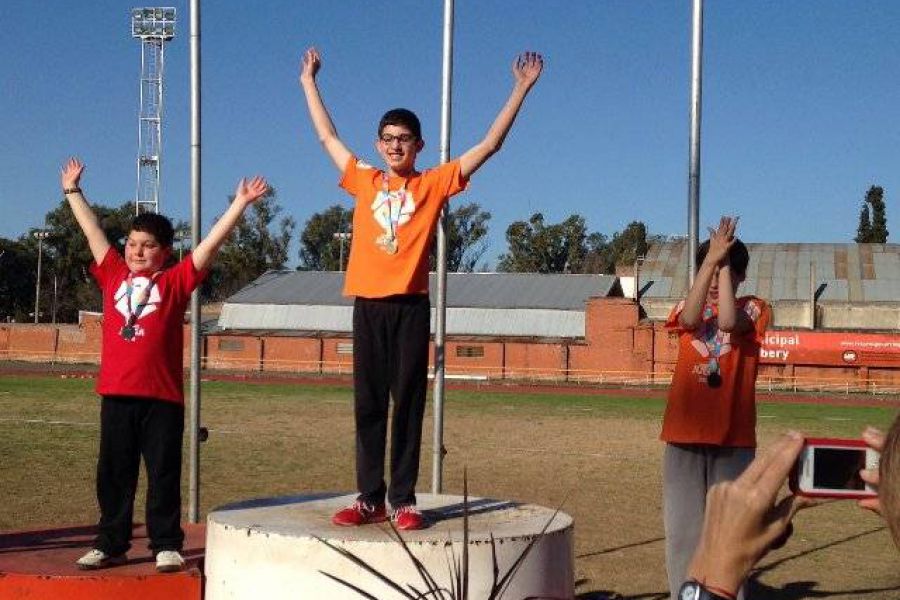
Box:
[340,156,468,298]
[660,296,771,447]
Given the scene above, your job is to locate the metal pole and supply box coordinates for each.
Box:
[687,0,704,284]
[33,235,44,323]
[52,275,58,324]
[188,0,202,524]
[432,0,454,494]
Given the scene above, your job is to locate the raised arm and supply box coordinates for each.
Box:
[679,217,744,330]
[192,176,269,272]
[458,51,543,179]
[299,47,353,172]
[61,158,111,265]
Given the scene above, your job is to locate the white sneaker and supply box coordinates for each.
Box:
[75,548,126,570]
[155,550,185,573]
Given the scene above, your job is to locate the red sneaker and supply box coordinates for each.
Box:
[391,505,425,531]
[332,500,387,526]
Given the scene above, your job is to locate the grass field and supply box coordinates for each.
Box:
[1,372,898,599]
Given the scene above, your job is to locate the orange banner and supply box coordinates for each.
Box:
[760,331,900,367]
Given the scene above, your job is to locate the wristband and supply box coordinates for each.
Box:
[63,187,82,195]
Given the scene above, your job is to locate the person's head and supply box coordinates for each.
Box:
[696,238,749,304]
[126,212,174,274]
[376,108,424,176]
[881,413,900,550]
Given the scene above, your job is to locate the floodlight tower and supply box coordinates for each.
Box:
[131,7,175,215]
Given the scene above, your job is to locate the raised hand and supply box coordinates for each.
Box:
[61,157,85,190]
[513,51,543,89]
[235,176,269,206]
[704,215,739,267]
[300,47,322,85]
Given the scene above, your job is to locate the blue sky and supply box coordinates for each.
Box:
[3,1,898,267]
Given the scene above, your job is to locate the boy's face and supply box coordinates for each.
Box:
[125,230,171,275]
[376,124,424,176]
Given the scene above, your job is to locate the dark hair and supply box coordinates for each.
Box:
[130,212,175,248]
[378,108,421,140]
[696,238,749,277]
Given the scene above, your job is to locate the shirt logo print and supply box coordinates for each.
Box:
[371,188,416,239]
[113,277,161,322]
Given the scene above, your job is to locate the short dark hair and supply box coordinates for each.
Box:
[696,238,749,277]
[130,212,175,248]
[378,108,421,140]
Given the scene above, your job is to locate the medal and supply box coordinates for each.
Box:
[706,371,722,388]
[373,173,407,255]
[119,271,161,342]
[377,234,398,255]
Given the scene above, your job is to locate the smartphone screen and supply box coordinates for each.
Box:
[812,447,866,491]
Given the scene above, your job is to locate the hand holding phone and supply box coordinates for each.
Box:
[790,437,880,500]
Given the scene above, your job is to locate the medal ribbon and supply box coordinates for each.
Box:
[380,173,407,239]
[703,305,724,387]
[123,271,161,330]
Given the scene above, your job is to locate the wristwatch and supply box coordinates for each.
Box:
[678,580,731,600]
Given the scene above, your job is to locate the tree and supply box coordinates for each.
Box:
[203,187,295,301]
[496,213,588,273]
[298,204,352,271]
[855,185,888,243]
[430,202,492,272]
[0,238,38,322]
[33,199,134,322]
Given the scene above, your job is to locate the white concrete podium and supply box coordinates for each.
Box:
[205,493,574,599]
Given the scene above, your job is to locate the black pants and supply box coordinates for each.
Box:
[95,396,185,556]
[353,295,430,507]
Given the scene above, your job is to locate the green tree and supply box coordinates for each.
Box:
[298,204,352,271]
[203,187,295,301]
[607,221,651,268]
[855,185,888,243]
[497,213,588,273]
[34,199,134,322]
[430,202,492,272]
[0,238,38,322]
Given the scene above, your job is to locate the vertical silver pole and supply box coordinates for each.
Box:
[432,0,454,494]
[188,0,202,524]
[809,261,816,329]
[52,275,58,324]
[687,0,704,284]
[34,237,43,323]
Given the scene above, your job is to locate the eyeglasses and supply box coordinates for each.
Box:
[379,133,417,145]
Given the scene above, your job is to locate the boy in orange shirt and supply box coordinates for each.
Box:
[660,216,770,600]
[299,47,542,530]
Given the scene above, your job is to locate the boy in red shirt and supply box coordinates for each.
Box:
[660,216,770,600]
[299,47,542,530]
[61,158,269,572]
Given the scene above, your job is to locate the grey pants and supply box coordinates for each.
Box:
[663,443,755,600]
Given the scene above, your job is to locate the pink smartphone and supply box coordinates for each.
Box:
[790,437,879,499]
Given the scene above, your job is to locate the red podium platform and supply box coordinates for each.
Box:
[0,523,204,600]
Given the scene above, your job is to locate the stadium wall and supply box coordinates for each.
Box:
[2,297,898,391]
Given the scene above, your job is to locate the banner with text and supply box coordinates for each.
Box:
[760,331,900,367]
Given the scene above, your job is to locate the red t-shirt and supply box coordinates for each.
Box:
[90,249,206,404]
[660,296,770,447]
[340,156,468,298]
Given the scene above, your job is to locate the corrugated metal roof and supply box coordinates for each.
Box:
[218,304,585,337]
[640,241,900,302]
[226,271,619,310]
[219,271,618,337]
